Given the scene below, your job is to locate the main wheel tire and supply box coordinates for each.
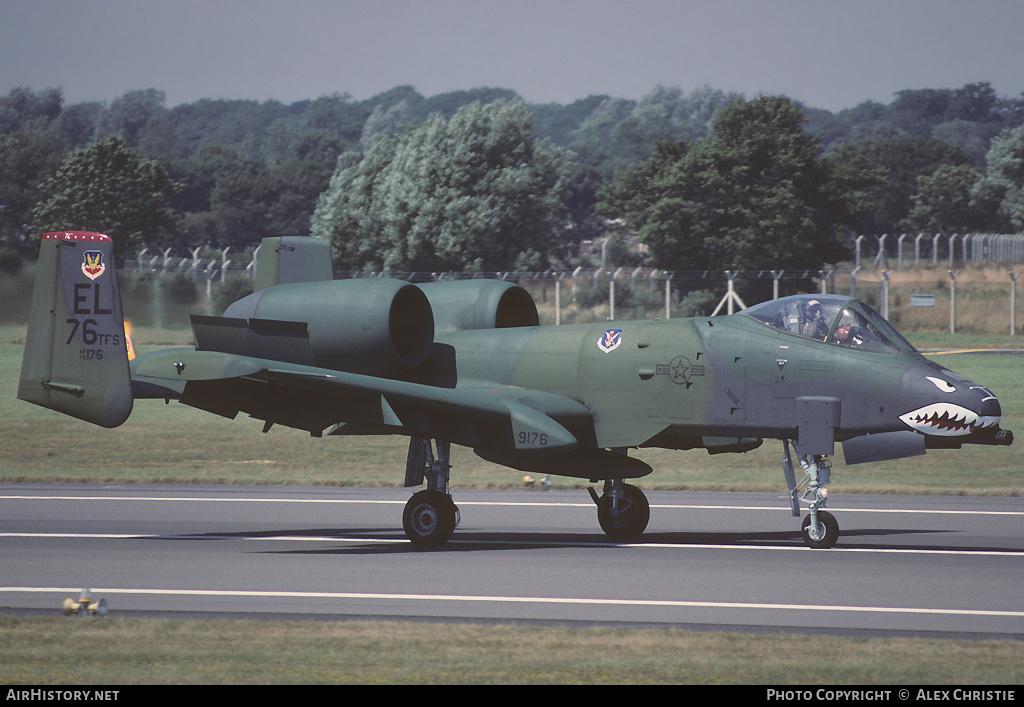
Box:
[403,490,458,547]
[801,510,839,549]
[596,484,650,541]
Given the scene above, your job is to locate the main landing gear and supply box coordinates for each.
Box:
[403,437,460,547]
[588,479,651,541]
[400,439,652,546]
[586,448,650,542]
[782,440,839,549]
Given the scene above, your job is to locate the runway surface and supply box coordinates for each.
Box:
[2,483,1023,640]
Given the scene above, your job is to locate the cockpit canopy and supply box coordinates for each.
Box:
[743,294,918,354]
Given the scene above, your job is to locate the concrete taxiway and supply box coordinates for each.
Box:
[2,483,1022,639]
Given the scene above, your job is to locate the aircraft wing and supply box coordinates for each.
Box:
[131,347,592,455]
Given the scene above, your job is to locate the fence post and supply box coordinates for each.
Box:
[609,277,615,321]
[819,269,833,295]
[874,234,888,269]
[555,274,561,326]
[949,270,958,335]
[664,272,673,319]
[712,271,746,316]
[1011,271,1020,336]
[771,270,783,300]
[881,271,891,320]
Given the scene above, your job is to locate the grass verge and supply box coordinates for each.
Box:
[1,617,1022,685]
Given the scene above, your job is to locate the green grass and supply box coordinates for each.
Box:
[1,617,1021,685]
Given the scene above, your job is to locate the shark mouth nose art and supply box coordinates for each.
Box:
[899,403,999,436]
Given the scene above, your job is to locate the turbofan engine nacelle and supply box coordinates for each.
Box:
[223,278,434,377]
[416,279,539,333]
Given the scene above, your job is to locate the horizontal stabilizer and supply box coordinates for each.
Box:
[191,314,316,366]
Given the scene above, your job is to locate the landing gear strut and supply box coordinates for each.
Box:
[403,437,460,547]
[782,440,839,548]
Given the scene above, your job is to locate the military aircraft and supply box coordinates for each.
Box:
[19,232,1013,548]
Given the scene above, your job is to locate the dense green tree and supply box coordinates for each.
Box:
[598,96,882,272]
[852,137,973,233]
[569,85,741,178]
[0,87,63,134]
[174,129,346,248]
[598,139,691,226]
[888,88,955,137]
[311,100,572,272]
[8,80,1024,266]
[420,88,522,120]
[931,119,1003,166]
[529,95,610,146]
[946,82,999,123]
[974,124,1024,230]
[294,93,369,146]
[95,89,168,146]
[173,144,274,248]
[32,136,181,261]
[53,101,103,149]
[360,99,416,149]
[0,131,66,241]
[266,130,346,236]
[901,164,993,233]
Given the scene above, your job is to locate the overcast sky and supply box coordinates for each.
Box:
[3,0,1023,113]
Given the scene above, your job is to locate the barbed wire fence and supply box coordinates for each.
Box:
[131,232,1024,335]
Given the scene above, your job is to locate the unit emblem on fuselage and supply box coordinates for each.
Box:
[597,328,623,353]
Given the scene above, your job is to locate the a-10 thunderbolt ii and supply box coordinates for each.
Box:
[19,233,1013,548]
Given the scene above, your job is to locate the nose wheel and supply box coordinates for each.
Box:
[801,509,839,549]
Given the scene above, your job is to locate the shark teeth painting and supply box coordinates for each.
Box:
[899,403,993,436]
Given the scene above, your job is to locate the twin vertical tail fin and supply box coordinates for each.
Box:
[18,232,133,428]
[253,236,334,291]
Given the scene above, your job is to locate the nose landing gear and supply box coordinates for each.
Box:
[783,440,839,549]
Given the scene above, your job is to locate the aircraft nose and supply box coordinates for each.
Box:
[973,385,1002,429]
[898,363,1001,436]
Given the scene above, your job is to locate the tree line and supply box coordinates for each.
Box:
[2,81,1024,274]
